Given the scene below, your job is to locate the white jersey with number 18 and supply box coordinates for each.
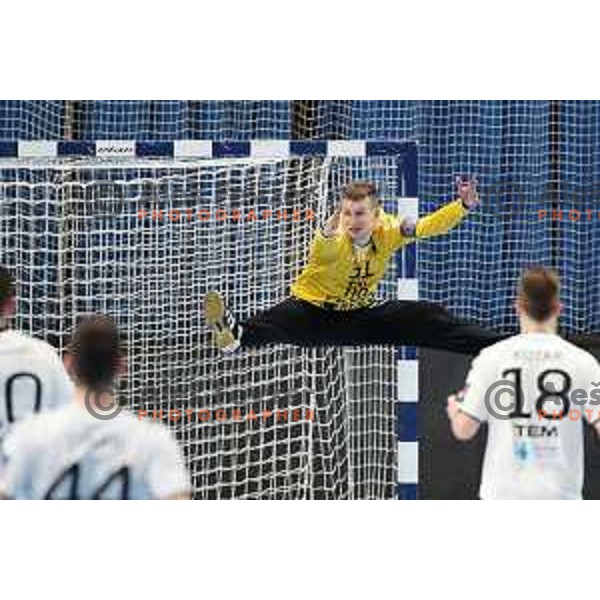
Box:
[0,405,191,499]
[461,332,600,500]
[0,330,74,442]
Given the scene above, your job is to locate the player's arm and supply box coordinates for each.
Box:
[583,358,600,439]
[304,208,344,264]
[446,352,490,441]
[322,207,341,238]
[447,390,481,440]
[399,177,479,239]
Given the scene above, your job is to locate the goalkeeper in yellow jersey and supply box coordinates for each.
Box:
[204,179,599,355]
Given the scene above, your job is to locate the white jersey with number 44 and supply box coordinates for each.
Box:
[0,330,74,442]
[461,332,600,500]
[0,405,191,499]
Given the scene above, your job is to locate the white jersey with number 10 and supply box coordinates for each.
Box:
[0,330,74,442]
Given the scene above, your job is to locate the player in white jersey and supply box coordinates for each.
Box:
[447,267,600,499]
[0,314,190,499]
[0,266,74,443]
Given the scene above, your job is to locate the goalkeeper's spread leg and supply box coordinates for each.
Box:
[203,291,242,354]
[204,296,347,350]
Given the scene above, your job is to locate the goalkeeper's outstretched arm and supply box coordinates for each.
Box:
[400,176,480,239]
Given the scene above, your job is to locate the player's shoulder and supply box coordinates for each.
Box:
[113,410,177,448]
[4,404,77,452]
[0,329,60,360]
[313,228,344,248]
[469,335,527,372]
[478,333,599,367]
[376,210,398,230]
[373,210,400,244]
[555,336,600,368]
[474,335,520,362]
[5,407,175,454]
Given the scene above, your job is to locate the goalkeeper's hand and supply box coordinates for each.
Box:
[322,208,342,237]
[456,176,479,210]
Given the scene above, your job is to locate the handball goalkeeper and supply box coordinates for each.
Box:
[204,178,503,354]
[203,179,596,355]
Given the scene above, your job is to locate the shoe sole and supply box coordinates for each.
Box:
[204,291,226,327]
[204,291,236,350]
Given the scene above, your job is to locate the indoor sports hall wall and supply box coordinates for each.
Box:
[0,101,293,139]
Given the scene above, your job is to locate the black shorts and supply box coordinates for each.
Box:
[240,297,506,355]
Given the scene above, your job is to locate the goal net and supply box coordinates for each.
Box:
[0,151,406,499]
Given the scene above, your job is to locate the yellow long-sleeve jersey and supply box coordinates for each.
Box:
[290,199,468,310]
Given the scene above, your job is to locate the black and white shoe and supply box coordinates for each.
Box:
[203,291,242,354]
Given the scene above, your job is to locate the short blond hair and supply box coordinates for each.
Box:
[341,181,379,212]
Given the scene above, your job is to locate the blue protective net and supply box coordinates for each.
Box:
[1,100,599,332]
